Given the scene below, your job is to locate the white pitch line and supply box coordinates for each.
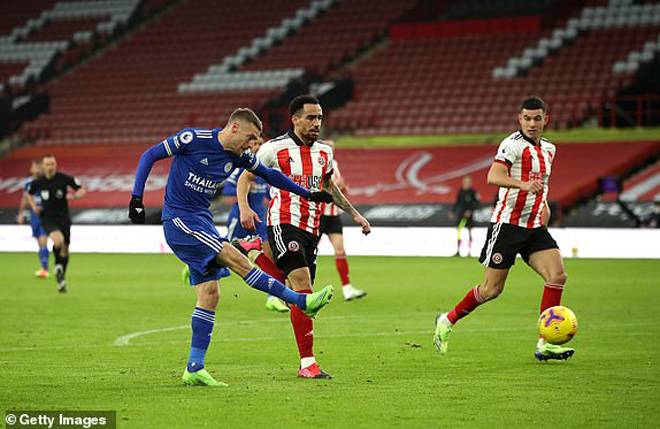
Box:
[0,321,657,354]
[113,315,352,346]
[131,329,434,345]
[117,320,660,346]
[114,325,189,346]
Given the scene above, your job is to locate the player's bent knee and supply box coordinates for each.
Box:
[202,293,219,309]
[287,268,312,291]
[196,283,220,308]
[230,253,253,277]
[217,246,253,277]
[549,271,567,285]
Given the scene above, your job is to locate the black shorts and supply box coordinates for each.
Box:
[40,216,71,245]
[319,215,343,235]
[457,211,474,228]
[267,224,320,283]
[479,222,558,269]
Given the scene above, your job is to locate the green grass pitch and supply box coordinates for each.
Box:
[1,253,659,427]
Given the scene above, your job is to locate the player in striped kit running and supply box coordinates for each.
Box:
[433,96,573,361]
[237,95,371,378]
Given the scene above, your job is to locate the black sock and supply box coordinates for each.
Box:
[61,256,69,275]
[53,247,62,265]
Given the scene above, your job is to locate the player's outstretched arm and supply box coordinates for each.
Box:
[250,163,332,204]
[323,177,371,235]
[129,144,169,223]
[237,170,260,231]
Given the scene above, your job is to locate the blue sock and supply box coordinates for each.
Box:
[187,307,215,373]
[243,268,306,310]
[38,246,49,270]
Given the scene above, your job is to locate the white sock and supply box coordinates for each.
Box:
[440,314,453,328]
[300,357,316,369]
[537,338,547,348]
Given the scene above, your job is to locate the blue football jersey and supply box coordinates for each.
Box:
[222,168,269,216]
[160,129,260,221]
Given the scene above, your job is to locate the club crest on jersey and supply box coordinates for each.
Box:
[180,131,194,144]
[492,253,503,264]
[41,190,49,200]
[317,156,325,166]
[56,189,64,199]
[224,162,233,173]
[288,241,300,252]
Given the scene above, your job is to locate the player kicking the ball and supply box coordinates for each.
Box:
[129,108,335,386]
[433,96,574,361]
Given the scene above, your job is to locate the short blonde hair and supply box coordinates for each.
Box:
[228,108,263,133]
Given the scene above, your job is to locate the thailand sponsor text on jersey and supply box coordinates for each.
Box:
[160,129,259,221]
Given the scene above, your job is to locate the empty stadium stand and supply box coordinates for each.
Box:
[4,0,657,143]
[0,0,142,91]
[13,0,416,146]
[0,1,56,37]
[22,0,312,145]
[328,0,660,135]
[239,0,411,75]
[328,33,534,135]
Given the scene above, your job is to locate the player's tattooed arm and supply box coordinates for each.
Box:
[323,177,371,235]
[323,176,356,215]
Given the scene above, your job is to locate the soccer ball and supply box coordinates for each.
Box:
[538,306,578,345]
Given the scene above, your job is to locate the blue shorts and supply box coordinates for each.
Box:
[163,215,230,286]
[226,204,268,242]
[29,213,47,238]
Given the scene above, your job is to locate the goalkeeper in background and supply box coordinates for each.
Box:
[452,175,480,257]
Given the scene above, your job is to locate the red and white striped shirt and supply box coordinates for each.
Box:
[490,130,556,229]
[322,160,343,217]
[258,131,334,235]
